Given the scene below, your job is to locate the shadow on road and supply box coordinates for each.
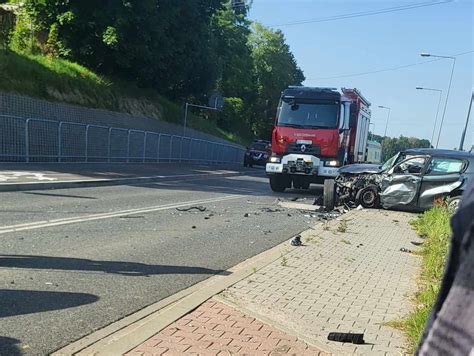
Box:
[0,289,99,318]
[0,336,22,356]
[0,255,230,277]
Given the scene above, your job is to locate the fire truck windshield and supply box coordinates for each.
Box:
[277,101,339,129]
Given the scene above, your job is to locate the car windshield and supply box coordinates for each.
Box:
[381,153,399,171]
[277,100,339,129]
[251,143,268,151]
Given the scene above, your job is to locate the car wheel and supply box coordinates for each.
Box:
[270,175,287,192]
[447,196,461,212]
[323,179,336,211]
[357,186,379,208]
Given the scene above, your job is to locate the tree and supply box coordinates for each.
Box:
[249,23,305,137]
[17,0,224,97]
[380,135,431,160]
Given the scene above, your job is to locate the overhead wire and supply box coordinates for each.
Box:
[269,0,453,27]
[305,50,473,81]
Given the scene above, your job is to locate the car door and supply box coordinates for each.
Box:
[417,157,466,210]
[379,155,429,210]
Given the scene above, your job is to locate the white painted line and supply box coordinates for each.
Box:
[0,171,239,185]
[0,195,242,235]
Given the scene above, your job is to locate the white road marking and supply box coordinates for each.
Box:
[0,195,243,235]
[0,172,57,182]
[0,170,239,185]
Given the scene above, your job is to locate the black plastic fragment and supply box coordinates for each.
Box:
[290,235,302,246]
[327,332,365,344]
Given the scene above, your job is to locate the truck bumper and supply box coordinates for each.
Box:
[265,154,340,178]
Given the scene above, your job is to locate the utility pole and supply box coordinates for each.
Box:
[459,91,473,151]
[420,53,457,148]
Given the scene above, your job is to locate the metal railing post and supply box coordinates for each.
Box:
[25,119,30,163]
[157,134,161,163]
[85,125,90,163]
[127,129,131,163]
[58,122,62,162]
[169,136,174,162]
[143,132,147,163]
[108,128,112,163]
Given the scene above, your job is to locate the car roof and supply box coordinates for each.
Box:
[404,148,474,159]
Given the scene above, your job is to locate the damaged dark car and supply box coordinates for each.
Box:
[324,148,474,212]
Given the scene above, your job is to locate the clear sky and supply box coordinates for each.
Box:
[248,0,473,150]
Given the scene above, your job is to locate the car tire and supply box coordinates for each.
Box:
[447,196,462,212]
[270,175,287,192]
[323,179,336,211]
[356,185,379,208]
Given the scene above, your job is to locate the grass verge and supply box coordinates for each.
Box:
[0,50,247,145]
[388,205,452,352]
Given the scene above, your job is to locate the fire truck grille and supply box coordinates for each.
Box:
[285,143,321,155]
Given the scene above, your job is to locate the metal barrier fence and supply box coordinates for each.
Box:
[0,115,245,164]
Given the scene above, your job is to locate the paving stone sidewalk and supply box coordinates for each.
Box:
[127,299,327,356]
[127,209,422,355]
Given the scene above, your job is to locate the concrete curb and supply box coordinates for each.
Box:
[52,232,305,356]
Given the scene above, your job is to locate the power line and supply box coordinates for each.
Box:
[269,0,453,27]
[305,50,473,81]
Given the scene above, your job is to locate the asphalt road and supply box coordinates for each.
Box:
[0,165,323,355]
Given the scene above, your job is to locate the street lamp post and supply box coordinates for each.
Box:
[378,105,391,137]
[420,52,457,148]
[369,122,375,141]
[416,87,443,147]
[459,91,473,151]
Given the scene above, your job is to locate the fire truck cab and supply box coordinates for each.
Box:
[266,86,371,192]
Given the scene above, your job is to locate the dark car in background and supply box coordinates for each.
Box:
[324,148,474,212]
[244,140,271,167]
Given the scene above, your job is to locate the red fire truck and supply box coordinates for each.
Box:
[266,86,371,192]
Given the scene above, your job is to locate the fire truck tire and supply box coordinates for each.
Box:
[270,175,287,192]
[323,179,336,211]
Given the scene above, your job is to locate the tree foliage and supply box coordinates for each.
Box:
[10,1,304,140]
[370,132,431,160]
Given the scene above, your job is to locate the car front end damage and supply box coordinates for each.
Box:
[335,170,383,208]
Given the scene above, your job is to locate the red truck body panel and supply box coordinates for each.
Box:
[272,126,340,158]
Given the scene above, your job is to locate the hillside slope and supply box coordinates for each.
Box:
[0,50,245,144]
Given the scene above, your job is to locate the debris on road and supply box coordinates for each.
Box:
[327,332,365,344]
[290,235,302,246]
[290,197,307,202]
[192,226,197,229]
[176,206,207,212]
[261,207,283,213]
[244,213,250,217]
[313,195,323,206]
[400,247,412,253]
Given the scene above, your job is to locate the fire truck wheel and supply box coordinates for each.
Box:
[323,179,336,211]
[270,175,287,192]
